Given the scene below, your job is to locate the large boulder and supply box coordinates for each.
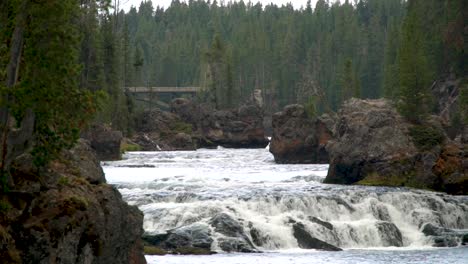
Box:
[269,104,333,164]
[0,140,146,264]
[324,98,468,195]
[82,124,123,161]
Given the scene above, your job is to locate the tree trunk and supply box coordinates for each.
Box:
[1,0,35,189]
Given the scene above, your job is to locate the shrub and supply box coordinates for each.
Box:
[409,125,444,151]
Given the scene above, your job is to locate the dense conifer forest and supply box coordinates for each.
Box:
[0,0,466,170]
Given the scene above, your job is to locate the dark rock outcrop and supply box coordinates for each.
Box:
[291,222,342,251]
[0,140,146,264]
[269,104,333,164]
[132,108,196,151]
[171,99,269,149]
[376,222,403,247]
[308,216,334,230]
[324,98,468,195]
[421,223,468,247]
[82,124,123,161]
[142,224,214,255]
[132,99,269,150]
[142,213,259,254]
[209,213,258,253]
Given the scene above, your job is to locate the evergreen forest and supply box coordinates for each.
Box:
[0,0,466,170]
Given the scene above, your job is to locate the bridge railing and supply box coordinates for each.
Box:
[125,87,200,93]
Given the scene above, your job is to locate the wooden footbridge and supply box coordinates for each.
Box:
[125,87,200,94]
[125,86,200,109]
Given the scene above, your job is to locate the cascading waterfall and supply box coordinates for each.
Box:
[103,148,468,252]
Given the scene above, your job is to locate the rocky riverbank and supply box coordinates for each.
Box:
[0,140,146,263]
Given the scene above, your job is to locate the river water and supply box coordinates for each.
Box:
[102,147,468,263]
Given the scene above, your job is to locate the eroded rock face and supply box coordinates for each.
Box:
[269,104,333,164]
[132,99,269,151]
[0,140,146,264]
[171,99,269,149]
[82,124,123,161]
[324,98,468,195]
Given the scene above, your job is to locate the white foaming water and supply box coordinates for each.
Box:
[103,148,468,253]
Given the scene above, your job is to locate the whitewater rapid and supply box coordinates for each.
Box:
[103,147,468,251]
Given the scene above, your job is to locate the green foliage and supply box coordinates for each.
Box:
[203,34,236,109]
[1,1,100,167]
[409,125,444,151]
[120,0,406,111]
[340,59,360,104]
[144,246,167,255]
[120,142,141,153]
[58,176,70,186]
[396,0,432,123]
[170,121,193,134]
[0,200,12,213]
[459,79,468,124]
[304,96,318,118]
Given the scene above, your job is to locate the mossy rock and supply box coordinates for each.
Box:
[173,247,215,255]
[170,121,193,134]
[409,125,444,151]
[144,246,167,255]
[357,172,408,187]
[121,142,141,153]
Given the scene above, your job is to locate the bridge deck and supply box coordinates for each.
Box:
[125,87,200,93]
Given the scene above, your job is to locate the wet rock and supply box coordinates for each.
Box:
[421,223,468,247]
[433,237,459,247]
[218,237,258,253]
[376,222,403,247]
[209,213,258,253]
[270,104,333,164]
[143,224,213,254]
[210,213,245,238]
[249,227,267,247]
[462,234,468,245]
[308,216,333,230]
[81,124,122,161]
[421,223,452,236]
[292,223,342,251]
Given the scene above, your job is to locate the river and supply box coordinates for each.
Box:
[102,147,468,264]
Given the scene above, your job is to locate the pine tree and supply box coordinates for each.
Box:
[397,0,432,123]
[1,0,99,170]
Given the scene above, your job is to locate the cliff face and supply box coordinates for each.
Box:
[324,98,467,195]
[0,140,146,264]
